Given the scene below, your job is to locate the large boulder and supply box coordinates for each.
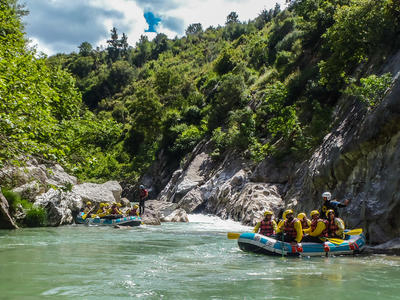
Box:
[72,181,122,205]
[161,208,189,222]
[369,237,400,255]
[13,181,41,202]
[1,159,77,189]
[140,210,161,225]
[45,164,77,187]
[0,192,18,229]
[34,189,82,226]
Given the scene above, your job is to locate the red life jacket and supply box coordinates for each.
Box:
[111,206,119,214]
[129,208,137,216]
[140,189,148,199]
[259,220,275,236]
[301,218,310,229]
[310,218,328,237]
[327,219,339,237]
[284,218,299,238]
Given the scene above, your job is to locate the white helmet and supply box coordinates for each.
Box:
[322,191,331,200]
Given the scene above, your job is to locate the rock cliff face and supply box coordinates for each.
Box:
[153,50,400,245]
[0,159,188,228]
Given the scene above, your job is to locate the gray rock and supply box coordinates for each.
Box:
[146,200,178,217]
[177,189,204,212]
[141,210,161,225]
[72,181,122,204]
[45,164,77,187]
[161,208,189,222]
[13,181,41,202]
[369,237,400,255]
[0,192,18,229]
[34,189,82,226]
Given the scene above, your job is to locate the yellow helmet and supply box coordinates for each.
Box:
[100,203,105,208]
[264,210,273,216]
[117,203,122,207]
[86,201,92,205]
[310,210,320,217]
[284,209,293,216]
[297,213,306,220]
[326,209,335,217]
[134,204,139,209]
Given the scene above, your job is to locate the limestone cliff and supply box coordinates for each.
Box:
[152,50,400,246]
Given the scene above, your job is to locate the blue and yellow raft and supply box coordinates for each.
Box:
[76,213,141,227]
[237,231,366,257]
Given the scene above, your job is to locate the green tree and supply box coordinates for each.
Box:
[226,11,239,24]
[78,41,93,56]
[186,23,203,35]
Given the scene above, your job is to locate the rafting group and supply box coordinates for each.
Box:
[253,192,350,244]
[76,185,149,226]
[230,191,365,256]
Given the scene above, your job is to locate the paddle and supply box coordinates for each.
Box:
[227,232,241,239]
[323,237,344,245]
[345,228,362,235]
[82,207,94,220]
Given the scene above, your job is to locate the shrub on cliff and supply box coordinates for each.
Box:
[24,207,47,227]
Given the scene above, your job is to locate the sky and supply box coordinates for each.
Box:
[23,0,287,56]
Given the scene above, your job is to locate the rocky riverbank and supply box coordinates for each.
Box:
[0,159,188,229]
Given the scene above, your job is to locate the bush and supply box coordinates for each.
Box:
[344,73,393,107]
[1,188,21,213]
[24,207,47,227]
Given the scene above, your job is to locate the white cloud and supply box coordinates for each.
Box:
[24,0,287,55]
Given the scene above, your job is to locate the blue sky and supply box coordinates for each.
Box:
[23,0,286,55]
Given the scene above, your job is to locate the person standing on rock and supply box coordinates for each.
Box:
[139,185,148,216]
[320,191,350,218]
[253,210,277,237]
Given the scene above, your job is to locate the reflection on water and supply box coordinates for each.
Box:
[0,215,399,299]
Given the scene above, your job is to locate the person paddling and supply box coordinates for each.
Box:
[276,209,303,244]
[326,209,345,239]
[297,212,311,231]
[253,210,277,237]
[302,210,328,243]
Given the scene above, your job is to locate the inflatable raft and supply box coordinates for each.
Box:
[76,214,141,226]
[237,231,366,257]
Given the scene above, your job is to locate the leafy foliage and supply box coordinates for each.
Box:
[344,73,393,107]
[2,0,399,184]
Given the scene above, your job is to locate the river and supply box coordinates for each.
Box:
[0,214,399,299]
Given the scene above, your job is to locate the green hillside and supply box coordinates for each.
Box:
[1,0,399,183]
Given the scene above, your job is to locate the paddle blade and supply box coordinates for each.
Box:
[227,232,241,239]
[82,214,87,220]
[345,228,362,235]
[327,238,344,245]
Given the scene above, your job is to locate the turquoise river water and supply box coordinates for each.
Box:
[1,214,400,299]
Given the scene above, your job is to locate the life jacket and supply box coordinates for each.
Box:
[327,219,339,237]
[301,218,310,229]
[284,218,299,238]
[259,220,275,236]
[310,218,328,237]
[111,206,119,214]
[129,208,138,216]
[140,189,148,200]
[321,201,339,218]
